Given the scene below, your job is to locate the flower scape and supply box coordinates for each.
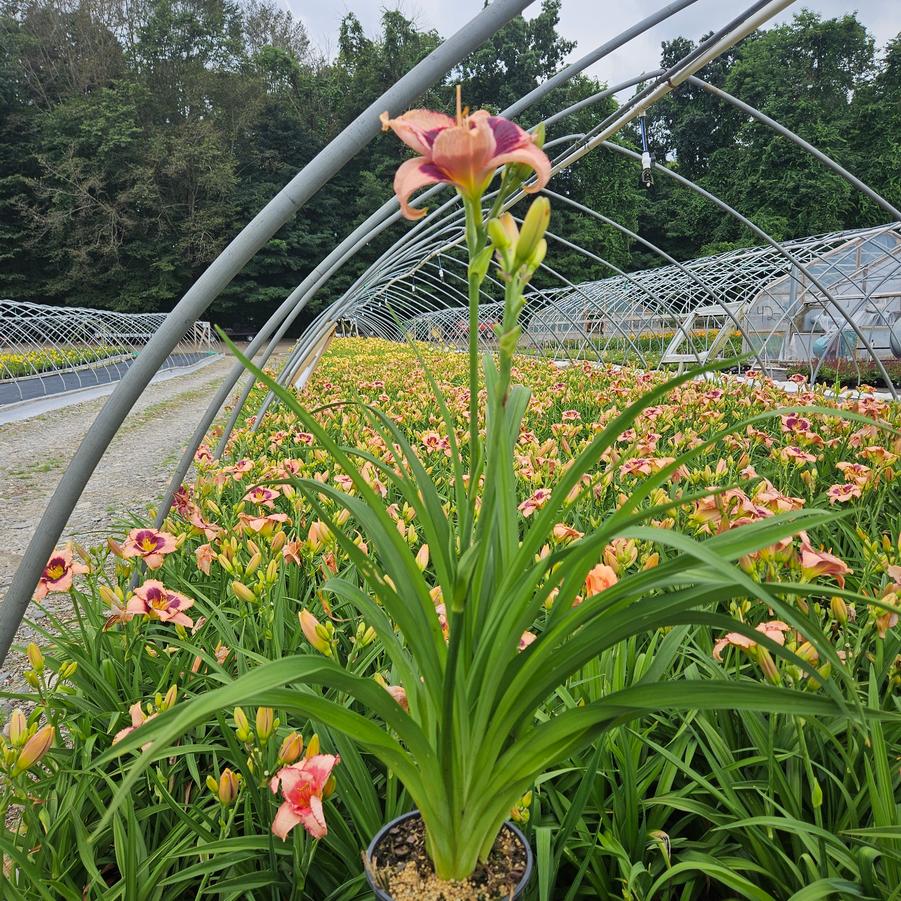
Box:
[4,334,900,897]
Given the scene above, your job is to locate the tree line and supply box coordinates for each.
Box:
[0,0,898,328]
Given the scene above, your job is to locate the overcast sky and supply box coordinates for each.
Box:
[286,0,899,92]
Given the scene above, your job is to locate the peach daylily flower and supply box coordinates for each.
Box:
[122,528,177,570]
[584,563,618,599]
[34,546,89,600]
[380,98,550,220]
[127,580,195,629]
[712,620,791,661]
[112,702,157,749]
[195,543,215,575]
[798,534,851,588]
[243,486,281,508]
[270,754,340,840]
[237,511,291,536]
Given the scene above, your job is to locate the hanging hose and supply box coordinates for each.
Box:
[639,114,654,188]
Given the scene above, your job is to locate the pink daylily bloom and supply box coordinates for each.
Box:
[584,563,618,599]
[243,486,281,509]
[518,487,552,517]
[122,528,177,570]
[519,631,537,651]
[127,580,195,628]
[380,101,550,220]
[34,546,89,600]
[270,754,340,840]
[827,482,862,504]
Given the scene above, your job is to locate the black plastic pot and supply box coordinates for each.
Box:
[364,810,533,900]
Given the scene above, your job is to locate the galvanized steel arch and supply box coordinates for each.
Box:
[2,0,900,667]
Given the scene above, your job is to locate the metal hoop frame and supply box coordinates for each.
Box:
[1,0,899,665]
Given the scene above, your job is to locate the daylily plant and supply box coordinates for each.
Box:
[102,94,896,884]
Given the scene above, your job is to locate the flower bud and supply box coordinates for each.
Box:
[99,584,120,606]
[277,731,303,765]
[217,768,240,806]
[231,581,256,604]
[487,213,518,255]
[24,671,40,689]
[58,661,78,679]
[415,544,430,572]
[234,707,252,743]
[255,707,274,742]
[270,530,286,552]
[830,595,848,625]
[305,733,320,759]
[514,197,550,269]
[161,684,178,711]
[14,725,54,774]
[299,610,331,656]
[26,643,44,673]
[245,551,262,577]
[8,709,27,747]
[206,774,219,794]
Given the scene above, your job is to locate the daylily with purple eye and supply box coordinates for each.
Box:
[380,89,550,220]
[127,579,195,629]
[34,546,89,600]
[122,528,177,570]
[243,485,281,509]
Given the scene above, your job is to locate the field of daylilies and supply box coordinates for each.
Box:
[3,336,900,899]
[0,346,126,379]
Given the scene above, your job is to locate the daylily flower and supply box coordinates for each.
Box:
[798,533,851,588]
[380,95,550,219]
[518,487,551,517]
[827,482,862,504]
[270,754,340,840]
[237,511,291,536]
[127,580,195,628]
[112,702,156,749]
[519,631,537,651]
[713,620,791,661]
[34,546,89,600]
[584,563,618,598]
[195,543,215,575]
[122,528,177,570]
[243,486,281,508]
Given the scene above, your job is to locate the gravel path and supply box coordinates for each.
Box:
[0,354,244,700]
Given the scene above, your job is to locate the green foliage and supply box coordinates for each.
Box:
[638,12,900,262]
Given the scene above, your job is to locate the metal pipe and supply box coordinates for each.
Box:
[0,0,536,664]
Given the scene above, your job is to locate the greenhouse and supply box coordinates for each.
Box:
[0,0,899,898]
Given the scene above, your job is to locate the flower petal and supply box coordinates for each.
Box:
[380,109,455,155]
[301,793,328,838]
[493,141,552,193]
[272,801,303,840]
[393,157,445,220]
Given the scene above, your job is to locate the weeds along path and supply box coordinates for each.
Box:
[0,354,246,700]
